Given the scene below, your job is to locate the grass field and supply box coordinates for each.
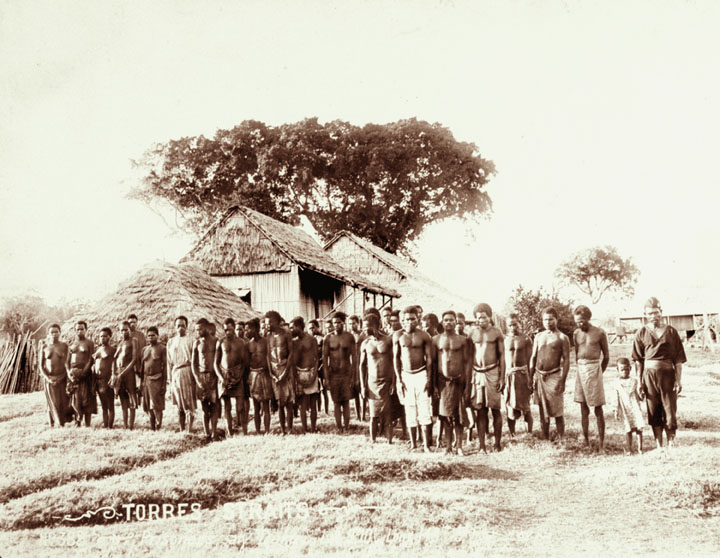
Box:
[1,345,719,557]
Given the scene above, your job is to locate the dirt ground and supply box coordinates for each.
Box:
[1,345,719,557]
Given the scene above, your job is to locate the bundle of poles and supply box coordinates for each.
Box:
[0,332,42,395]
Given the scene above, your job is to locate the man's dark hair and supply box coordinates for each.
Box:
[100,327,112,336]
[332,311,347,322]
[402,306,418,317]
[542,307,558,319]
[423,313,440,329]
[264,310,282,324]
[224,318,236,327]
[246,318,260,330]
[128,313,138,320]
[573,305,592,320]
[146,326,159,335]
[291,316,305,329]
[76,320,88,328]
[175,315,188,326]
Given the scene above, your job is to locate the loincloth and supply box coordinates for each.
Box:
[573,358,605,407]
[534,367,563,418]
[470,362,501,410]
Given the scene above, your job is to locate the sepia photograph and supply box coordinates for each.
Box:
[1,0,719,556]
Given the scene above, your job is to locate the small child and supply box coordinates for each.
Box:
[614,357,645,454]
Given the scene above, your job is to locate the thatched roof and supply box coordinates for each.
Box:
[324,231,476,315]
[63,261,261,340]
[182,206,399,297]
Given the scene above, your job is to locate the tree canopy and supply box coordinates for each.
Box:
[555,245,639,304]
[505,285,575,340]
[131,118,495,254]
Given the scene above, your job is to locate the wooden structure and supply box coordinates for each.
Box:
[182,207,399,320]
[324,231,475,316]
[0,333,41,394]
[620,311,719,336]
[62,261,261,342]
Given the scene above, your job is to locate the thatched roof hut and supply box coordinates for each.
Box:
[324,231,476,317]
[182,206,399,320]
[63,261,260,341]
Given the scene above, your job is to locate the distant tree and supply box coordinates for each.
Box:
[0,296,48,337]
[555,245,639,304]
[131,118,496,254]
[504,285,575,340]
[0,296,81,339]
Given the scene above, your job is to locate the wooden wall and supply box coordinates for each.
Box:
[214,268,301,320]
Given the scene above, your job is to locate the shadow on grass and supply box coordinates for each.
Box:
[0,436,206,504]
[0,410,34,424]
[669,480,720,518]
[332,458,518,483]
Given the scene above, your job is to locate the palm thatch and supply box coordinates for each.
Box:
[62,261,261,341]
[324,231,476,315]
[182,206,399,297]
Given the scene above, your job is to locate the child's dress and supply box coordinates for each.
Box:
[615,376,646,433]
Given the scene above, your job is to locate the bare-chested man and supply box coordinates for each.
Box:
[113,321,138,429]
[265,311,295,435]
[128,313,146,402]
[192,318,219,440]
[167,316,196,433]
[505,314,533,436]
[573,305,610,452]
[309,319,329,415]
[215,318,249,436]
[141,326,167,431]
[323,311,356,434]
[359,313,395,443]
[246,318,273,434]
[468,303,506,452]
[41,323,70,427]
[348,314,366,421]
[529,307,571,441]
[366,307,408,441]
[66,320,96,427]
[290,317,320,433]
[434,311,471,455]
[92,327,116,428]
[393,306,433,452]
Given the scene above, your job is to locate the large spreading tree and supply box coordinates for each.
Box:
[555,245,640,304]
[131,118,495,253]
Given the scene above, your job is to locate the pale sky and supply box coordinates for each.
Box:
[2,0,719,317]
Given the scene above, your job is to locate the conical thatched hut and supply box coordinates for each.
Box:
[62,261,261,341]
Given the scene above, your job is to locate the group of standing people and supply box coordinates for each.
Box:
[39,296,687,455]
